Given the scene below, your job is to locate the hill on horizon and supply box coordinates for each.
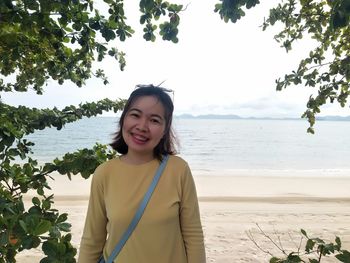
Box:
[175,114,350,121]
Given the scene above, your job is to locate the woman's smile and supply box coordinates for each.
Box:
[130,132,149,144]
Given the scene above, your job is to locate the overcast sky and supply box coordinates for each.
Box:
[2,1,349,117]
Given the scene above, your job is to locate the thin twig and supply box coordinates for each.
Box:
[306,61,334,71]
[288,231,297,249]
[298,235,304,254]
[273,225,286,254]
[181,3,190,12]
[256,223,286,255]
[246,230,275,257]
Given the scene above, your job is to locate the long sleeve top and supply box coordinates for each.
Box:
[78,155,206,263]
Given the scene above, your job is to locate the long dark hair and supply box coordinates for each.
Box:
[110,85,177,160]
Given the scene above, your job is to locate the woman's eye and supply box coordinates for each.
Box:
[151,118,160,123]
[130,113,139,118]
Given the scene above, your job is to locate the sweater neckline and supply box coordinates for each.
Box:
[117,155,159,168]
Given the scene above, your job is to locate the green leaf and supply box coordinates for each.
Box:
[32,197,41,206]
[336,250,350,262]
[28,205,41,214]
[270,257,281,263]
[37,188,44,195]
[58,222,71,232]
[286,253,302,262]
[49,226,61,239]
[305,239,315,252]
[140,0,155,10]
[32,236,41,248]
[246,0,260,9]
[39,257,50,263]
[314,238,325,244]
[301,229,307,237]
[21,235,41,249]
[57,242,67,256]
[42,241,57,258]
[62,233,72,243]
[56,213,68,224]
[42,199,51,210]
[25,0,39,10]
[34,220,51,236]
[0,232,8,246]
[19,220,28,232]
[22,236,34,249]
[335,236,341,249]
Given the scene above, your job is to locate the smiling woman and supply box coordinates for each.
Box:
[78,85,206,263]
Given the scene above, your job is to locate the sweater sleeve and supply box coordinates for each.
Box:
[78,166,108,263]
[180,164,206,263]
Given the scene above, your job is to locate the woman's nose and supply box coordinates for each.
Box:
[136,118,148,131]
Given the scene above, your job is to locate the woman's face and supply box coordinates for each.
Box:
[122,95,166,159]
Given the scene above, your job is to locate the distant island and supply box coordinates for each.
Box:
[175,114,350,121]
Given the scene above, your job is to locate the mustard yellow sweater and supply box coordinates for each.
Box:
[78,155,206,263]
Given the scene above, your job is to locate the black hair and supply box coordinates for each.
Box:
[110,85,177,160]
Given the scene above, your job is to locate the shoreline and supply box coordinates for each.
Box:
[191,168,350,178]
[22,172,350,204]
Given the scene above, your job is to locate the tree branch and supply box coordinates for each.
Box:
[4,179,13,192]
[306,61,334,71]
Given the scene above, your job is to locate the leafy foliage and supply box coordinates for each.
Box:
[217,0,350,133]
[270,229,350,263]
[214,0,260,23]
[0,0,184,94]
[0,99,124,262]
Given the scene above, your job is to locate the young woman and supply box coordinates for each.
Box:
[78,85,206,263]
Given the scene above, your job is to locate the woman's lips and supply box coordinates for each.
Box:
[131,133,149,144]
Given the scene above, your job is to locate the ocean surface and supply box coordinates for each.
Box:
[25,117,350,176]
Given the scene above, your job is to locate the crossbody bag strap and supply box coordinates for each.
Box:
[105,154,170,263]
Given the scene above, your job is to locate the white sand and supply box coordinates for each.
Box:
[18,173,350,262]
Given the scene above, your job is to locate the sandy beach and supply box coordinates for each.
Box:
[18,172,350,263]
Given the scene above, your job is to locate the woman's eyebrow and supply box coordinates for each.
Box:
[129,108,141,113]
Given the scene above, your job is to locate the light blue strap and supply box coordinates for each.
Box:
[105,155,169,263]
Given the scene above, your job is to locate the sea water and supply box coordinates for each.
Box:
[25,117,350,176]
